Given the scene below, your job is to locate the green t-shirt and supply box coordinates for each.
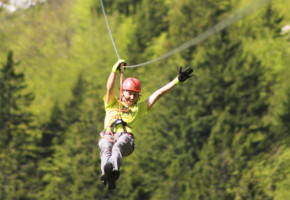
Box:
[103,95,148,134]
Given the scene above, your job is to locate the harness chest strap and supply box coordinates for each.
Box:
[110,119,128,134]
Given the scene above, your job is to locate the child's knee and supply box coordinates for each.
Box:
[116,135,135,156]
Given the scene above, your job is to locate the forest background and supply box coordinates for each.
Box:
[0,0,289,199]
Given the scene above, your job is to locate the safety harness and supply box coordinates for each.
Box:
[101,63,132,144]
[110,119,128,134]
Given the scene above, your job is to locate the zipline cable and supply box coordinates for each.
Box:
[100,0,271,68]
[126,0,271,68]
[100,0,120,59]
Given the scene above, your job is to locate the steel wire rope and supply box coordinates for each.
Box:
[100,0,120,59]
[100,0,271,68]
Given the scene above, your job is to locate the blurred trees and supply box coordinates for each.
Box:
[0,0,289,199]
[0,51,37,199]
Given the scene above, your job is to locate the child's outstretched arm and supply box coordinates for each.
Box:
[146,66,193,110]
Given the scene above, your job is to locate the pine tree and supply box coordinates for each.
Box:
[0,51,34,149]
[37,73,87,158]
[262,4,284,38]
[37,102,66,158]
[190,27,274,199]
[277,88,290,146]
[0,51,37,199]
[126,0,169,64]
[112,0,142,16]
[36,73,107,199]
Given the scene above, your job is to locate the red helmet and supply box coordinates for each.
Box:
[122,77,141,93]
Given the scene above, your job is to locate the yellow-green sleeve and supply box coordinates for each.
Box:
[137,101,149,117]
[103,95,118,111]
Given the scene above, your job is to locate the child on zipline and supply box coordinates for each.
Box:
[99,59,193,190]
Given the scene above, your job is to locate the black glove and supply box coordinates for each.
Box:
[177,66,193,82]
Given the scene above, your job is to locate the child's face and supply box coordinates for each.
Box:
[123,90,139,107]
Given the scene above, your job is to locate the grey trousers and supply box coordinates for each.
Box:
[98,132,135,175]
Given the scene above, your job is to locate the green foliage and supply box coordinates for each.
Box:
[0,0,289,199]
[0,51,38,199]
[262,4,284,37]
[36,71,105,199]
[0,50,35,151]
[126,0,169,64]
[99,0,143,16]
